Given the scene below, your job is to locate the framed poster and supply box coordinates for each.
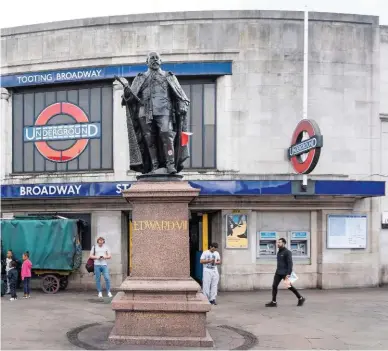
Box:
[327,214,367,249]
[226,214,248,249]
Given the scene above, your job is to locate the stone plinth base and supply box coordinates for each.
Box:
[109,330,214,348]
[109,278,214,347]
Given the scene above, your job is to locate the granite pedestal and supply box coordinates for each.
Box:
[109,180,214,347]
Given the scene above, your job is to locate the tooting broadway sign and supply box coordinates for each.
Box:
[288,119,323,174]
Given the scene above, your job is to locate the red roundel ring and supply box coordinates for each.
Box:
[34,102,89,162]
[288,119,323,174]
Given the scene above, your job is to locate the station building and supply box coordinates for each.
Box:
[1,10,387,291]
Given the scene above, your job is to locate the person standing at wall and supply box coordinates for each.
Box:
[265,238,305,307]
[89,237,112,298]
[200,242,221,305]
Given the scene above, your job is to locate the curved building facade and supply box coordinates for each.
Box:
[1,10,387,290]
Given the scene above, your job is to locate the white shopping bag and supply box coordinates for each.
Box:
[283,272,298,288]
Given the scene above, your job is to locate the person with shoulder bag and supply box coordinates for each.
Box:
[88,237,112,298]
[85,247,95,273]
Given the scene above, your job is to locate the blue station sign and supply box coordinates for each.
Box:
[0,180,385,199]
[0,61,233,88]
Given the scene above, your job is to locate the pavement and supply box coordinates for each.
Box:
[1,287,388,350]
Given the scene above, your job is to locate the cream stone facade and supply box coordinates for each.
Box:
[1,10,387,290]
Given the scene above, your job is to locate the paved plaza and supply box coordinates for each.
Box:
[1,287,388,350]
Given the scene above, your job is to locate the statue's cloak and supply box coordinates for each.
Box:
[121,70,190,174]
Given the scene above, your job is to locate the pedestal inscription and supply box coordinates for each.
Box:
[132,220,188,231]
[109,181,214,347]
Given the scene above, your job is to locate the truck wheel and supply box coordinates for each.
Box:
[42,275,60,294]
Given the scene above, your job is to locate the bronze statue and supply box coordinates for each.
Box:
[116,52,190,175]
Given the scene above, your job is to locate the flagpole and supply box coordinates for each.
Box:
[302,7,309,187]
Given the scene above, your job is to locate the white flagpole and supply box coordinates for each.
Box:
[302,7,309,187]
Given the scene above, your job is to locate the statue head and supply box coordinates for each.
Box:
[146,52,162,71]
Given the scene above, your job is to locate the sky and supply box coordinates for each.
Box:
[1,0,387,29]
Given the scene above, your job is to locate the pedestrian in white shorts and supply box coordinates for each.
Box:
[200,242,221,305]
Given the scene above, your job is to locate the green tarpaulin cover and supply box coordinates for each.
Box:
[1,218,78,271]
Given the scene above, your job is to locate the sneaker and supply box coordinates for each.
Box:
[107,291,113,298]
[98,292,103,298]
[265,301,277,307]
[297,297,306,306]
[10,298,16,301]
[23,296,28,299]
[27,295,31,298]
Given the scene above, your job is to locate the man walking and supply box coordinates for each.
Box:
[200,242,221,305]
[265,238,305,307]
[89,237,112,298]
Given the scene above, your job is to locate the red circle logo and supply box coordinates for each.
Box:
[288,119,323,174]
[30,102,97,162]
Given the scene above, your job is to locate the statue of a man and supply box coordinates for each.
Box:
[120,52,190,175]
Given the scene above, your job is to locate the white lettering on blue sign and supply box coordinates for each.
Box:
[24,123,101,142]
[15,69,102,85]
[289,137,317,157]
[16,74,54,84]
[55,69,102,81]
[19,185,82,196]
[116,184,131,194]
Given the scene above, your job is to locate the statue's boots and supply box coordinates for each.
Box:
[167,163,177,174]
[149,145,159,173]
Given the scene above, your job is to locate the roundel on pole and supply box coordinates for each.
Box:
[288,119,323,174]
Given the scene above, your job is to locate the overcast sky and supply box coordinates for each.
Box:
[1,0,387,28]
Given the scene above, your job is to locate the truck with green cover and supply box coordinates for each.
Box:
[1,216,83,293]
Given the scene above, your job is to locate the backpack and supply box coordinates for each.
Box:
[85,246,95,273]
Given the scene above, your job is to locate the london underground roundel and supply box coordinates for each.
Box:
[288,119,323,174]
[24,102,101,162]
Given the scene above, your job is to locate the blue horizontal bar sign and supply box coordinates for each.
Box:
[0,62,233,88]
[260,232,277,239]
[0,180,385,199]
[24,123,101,142]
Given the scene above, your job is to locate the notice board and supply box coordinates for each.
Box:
[327,214,367,249]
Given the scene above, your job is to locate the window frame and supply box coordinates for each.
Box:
[11,81,114,174]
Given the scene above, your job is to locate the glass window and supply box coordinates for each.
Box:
[125,77,217,169]
[180,78,217,169]
[12,83,113,173]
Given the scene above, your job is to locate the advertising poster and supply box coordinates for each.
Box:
[226,214,248,249]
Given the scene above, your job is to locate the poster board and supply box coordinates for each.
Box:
[225,214,248,249]
[327,214,367,249]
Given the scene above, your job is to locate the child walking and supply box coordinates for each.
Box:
[21,251,32,298]
[7,261,18,301]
